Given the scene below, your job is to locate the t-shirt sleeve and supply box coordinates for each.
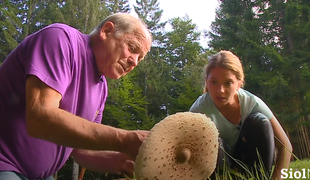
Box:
[252,96,275,120]
[23,26,72,95]
[189,96,204,113]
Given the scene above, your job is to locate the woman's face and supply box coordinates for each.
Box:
[206,67,241,108]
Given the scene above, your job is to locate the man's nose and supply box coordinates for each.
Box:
[128,54,139,67]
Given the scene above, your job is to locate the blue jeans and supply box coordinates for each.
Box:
[0,171,54,180]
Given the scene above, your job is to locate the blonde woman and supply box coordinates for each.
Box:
[190,50,292,180]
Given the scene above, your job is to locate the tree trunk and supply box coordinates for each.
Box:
[297,124,305,158]
[295,91,310,159]
[296,121,310,159]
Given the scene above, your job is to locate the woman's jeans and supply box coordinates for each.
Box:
[0,171,54,180]
[213,112,275,177]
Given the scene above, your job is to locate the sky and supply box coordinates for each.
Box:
[130,0,220,47]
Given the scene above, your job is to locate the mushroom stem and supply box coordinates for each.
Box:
[175,147,191,164]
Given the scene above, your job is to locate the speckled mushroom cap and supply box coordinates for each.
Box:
[134,112,219,180]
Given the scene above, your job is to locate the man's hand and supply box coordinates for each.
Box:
[122,130,149,160]
[72,150,135,177]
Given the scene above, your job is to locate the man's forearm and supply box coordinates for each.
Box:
[25,75,127,152]
[26,107,126,152]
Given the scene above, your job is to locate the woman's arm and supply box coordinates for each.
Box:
[71,149,135,177]
[270,117,293,180]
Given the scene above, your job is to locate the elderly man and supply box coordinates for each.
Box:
[0,13,152,180]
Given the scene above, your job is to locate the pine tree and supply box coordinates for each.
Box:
[131,0,168,123]
[60,0,109,34]
[163,15,203,114]
[106,0,131,13]
[0,0,23,61]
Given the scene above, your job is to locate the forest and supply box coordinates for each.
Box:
[0,0,309,179]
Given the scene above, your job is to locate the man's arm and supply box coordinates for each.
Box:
[25,75,148,159]
[71,149,134,177]
[270,117,293,180]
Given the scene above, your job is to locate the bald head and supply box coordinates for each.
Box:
[91,13,152,60]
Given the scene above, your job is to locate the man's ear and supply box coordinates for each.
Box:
[99,21,115,39]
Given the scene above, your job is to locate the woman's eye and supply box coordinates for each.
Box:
[226,82,233,86]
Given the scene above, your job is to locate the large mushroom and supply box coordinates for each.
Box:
[134,112,219,180]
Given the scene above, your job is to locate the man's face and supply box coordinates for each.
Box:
[94,22,148,79]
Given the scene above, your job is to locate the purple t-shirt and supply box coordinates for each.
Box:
[0,23,108,179]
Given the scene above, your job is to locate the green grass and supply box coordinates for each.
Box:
[124,159,309,180]
[286,159,310,180]
[209,158,310,180]
[126,145,310,180]
[290,158,310,169]
[208,137,310,180]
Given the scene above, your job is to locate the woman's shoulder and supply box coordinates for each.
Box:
[238,88,274,117]
[190,93,215,112]
[238,88,266,103]
[238,88,262,110]
[238,88,259,100]
[197,92,213,105]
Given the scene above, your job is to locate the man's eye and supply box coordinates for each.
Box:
[128,45,135,52]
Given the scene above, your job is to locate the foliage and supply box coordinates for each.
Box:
[59,0,109,33]
[0,0,23,60]
[103,74,153,130]
[161,15,204,115]
[106,0,131,13]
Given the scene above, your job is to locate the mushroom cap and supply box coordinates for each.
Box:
[134,112,219,180]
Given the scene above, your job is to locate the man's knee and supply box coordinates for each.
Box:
[0,171,27,180]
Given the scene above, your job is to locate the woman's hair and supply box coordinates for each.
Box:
[203,50,245,93]
[91,13,152,60]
